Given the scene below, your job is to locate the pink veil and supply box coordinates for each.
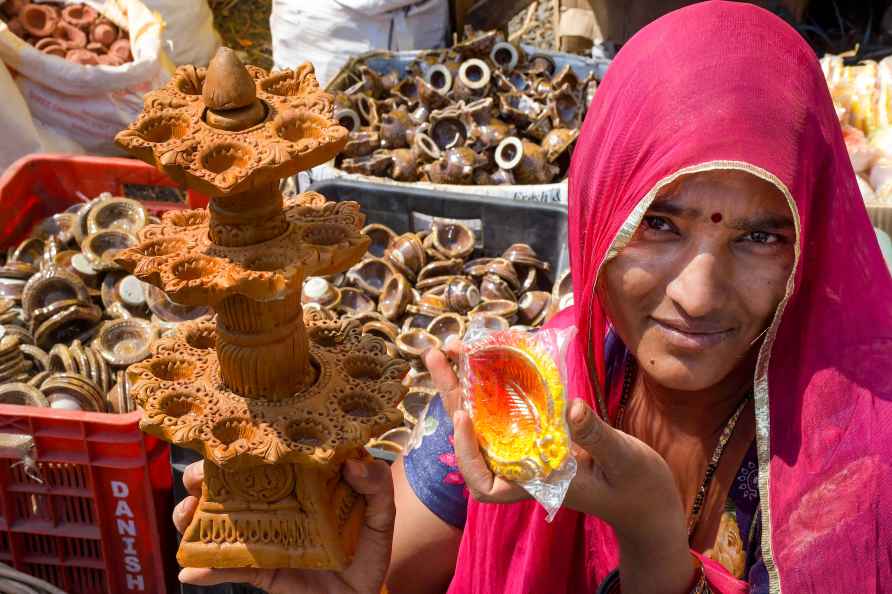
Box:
[448,2,892,592]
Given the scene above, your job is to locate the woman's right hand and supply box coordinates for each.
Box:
[172,458,395,594]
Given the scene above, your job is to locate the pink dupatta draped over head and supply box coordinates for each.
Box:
[447,2,892,593]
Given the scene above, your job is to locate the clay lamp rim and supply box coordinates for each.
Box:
[458,58,492,91]
[0,382,49,407]
[427,312,466,344]
[20,4,59,38]
[431,223,475,260]
[96,317,156,367]
[395,328,441,361]
[494,136,524,171]
[338,287,376,317]
[334,107,361,133]
[362,319,400,343]
[378,274,411,321]
[490,41,520,71]
[347,257,396,299]
[425,63,453,94]
[528,53,557,77]
[470,299,519,319]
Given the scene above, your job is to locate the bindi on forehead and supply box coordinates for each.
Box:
[711,212,723,223]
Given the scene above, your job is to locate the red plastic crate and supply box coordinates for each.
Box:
[0,153,190,594]
[0,153,208,249]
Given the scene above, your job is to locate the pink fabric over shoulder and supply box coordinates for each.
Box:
[447,2,892,593]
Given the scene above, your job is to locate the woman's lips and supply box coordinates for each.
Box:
[651,318,734,350]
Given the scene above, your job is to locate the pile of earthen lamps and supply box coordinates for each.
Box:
[2,0,131,66]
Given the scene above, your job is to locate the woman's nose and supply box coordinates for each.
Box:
[665,252,727,318]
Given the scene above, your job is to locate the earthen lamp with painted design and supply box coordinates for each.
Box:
[114,48,409,570]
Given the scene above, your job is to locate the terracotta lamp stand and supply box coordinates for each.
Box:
[115,48,409,570]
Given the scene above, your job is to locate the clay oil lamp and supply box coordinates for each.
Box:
[361,223,397,258]
[425,63,454,95]
[21,268,89,321]
[480,273,515,302]
[53,21,87,49]
[467,312,510,332]
[61,4,98,30]
[494,136,559,185]
[380,107,413,149]
[466,97,513,149]
[338,287,376,317]
[6,17,26,39]
[517,290,551,326]
[443,276,480,314]
[490,41,520,71]
[431,222,475,260]
[528,53,557,77]
[427,312,465,345]
[394,77,420,106]
[453,58,491,101]
[386,233,426,281]
[429,105,469,150]
[90,18,118,46]
[550,84,583,129]
[95,318,156,367]
[390,148,418,182]
[301,276,341,310]
[470,298,519,323]
[362,319,400,343]
[81,229,137,270]
[499,92,543,128]
[108,37,131,62]
[396,328,440,369]
[417,258,463,283]
[541,127,579,163]
[347,257,395,298]
[334,105,361,133]
[20,4,59,38]
[398,389,431,427]
[0,382,48,407]
[412,131,441,163]
[341,151,393,176]
[425,146,484,185]
[552,64,580,91]
[412,77,451,123]
[114,47,409,570]
[343,130,381,158]
[86,197,147,235]
[453,29,498,58]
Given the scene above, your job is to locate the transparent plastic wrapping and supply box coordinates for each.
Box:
[459,325,577,520]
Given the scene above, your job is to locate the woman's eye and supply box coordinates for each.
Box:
[642,216,675,233]
[742,231,783,245]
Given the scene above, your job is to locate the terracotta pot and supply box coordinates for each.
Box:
[20,4,60,38]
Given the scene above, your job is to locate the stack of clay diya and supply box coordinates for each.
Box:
[0,194,207,412]
[300,223,573,449]
[332,29,595,185]
[113,48,409,569]
[1,0,131,65]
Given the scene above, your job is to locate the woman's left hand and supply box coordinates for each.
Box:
[424,345,684,533]
[424,346,693,594]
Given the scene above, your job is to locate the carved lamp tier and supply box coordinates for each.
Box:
[114,48,409,570]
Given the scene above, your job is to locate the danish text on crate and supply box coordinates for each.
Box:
[111,480,146,591]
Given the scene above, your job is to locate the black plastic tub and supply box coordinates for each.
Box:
[172,178,569,594]
[309,179,570,274]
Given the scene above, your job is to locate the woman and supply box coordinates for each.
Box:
[174,2,892,592]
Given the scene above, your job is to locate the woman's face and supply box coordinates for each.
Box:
[601,170,796,391]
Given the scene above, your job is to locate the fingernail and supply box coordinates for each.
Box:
[346,459,368,478]
[421,347,434,362]
[445,335,460,349]
[570,400,587,426]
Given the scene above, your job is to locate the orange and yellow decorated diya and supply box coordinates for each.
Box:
[464,330,570,482]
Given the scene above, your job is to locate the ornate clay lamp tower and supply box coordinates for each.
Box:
[114,48,409,569]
